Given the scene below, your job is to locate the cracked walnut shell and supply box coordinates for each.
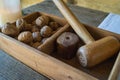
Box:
[40,25,53,38]
[49,22,59,30]
[2,23,19,37]
[18,31,33,44]
[35,15,49,28]
[32,32,42,42]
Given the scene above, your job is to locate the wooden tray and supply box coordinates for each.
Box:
[0,12,120,80]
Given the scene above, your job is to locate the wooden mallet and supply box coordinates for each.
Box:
[53,0,120,67]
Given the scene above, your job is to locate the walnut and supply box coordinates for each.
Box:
[49,22,59,30]
[31,25,39,32]
[16,18,32,31]
[2,23,19,37]
[23,23,32,31]
[32,21,36,25]
[40,25,53,38]
[32,42,42,48]
[35,16,44,28]
[42,15,49,25]
[35,15,49,28]
[32,32,42,42]
[18,31,33,44]
[16,18,26,31]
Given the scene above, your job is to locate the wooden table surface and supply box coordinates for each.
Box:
[0,1,108,80]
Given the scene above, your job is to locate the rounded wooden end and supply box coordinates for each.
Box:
[77,47,87,67]
[77,36,120,67]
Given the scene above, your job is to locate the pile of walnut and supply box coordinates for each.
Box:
[1,15,61,49]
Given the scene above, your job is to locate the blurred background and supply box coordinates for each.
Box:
[21,0,120,14]
[21,0,43,8]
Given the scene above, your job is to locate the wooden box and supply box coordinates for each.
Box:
[0,12,120,80]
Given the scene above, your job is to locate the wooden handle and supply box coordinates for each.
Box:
[108,51,120,80]
[53,0,94,44]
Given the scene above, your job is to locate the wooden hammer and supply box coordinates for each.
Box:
[53,0,120,67]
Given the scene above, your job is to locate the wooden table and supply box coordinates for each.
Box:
[0,1,108,80]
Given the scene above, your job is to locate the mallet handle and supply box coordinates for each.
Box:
[53,0,94,44]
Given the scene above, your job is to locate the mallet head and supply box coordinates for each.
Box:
[77,36,120,67]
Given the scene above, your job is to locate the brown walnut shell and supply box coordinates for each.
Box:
[32,42,42,49]
[42,15,49,25]
[32,32,42,42]
[31,26,39,32]
[49,22,59,30]
[2,23,19,37]
[40,25,53,38]
[16,18,26,31]
[16,18,32,31]
[23,24,32,31]
[35,15,49,28]
[18,31,33,44]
